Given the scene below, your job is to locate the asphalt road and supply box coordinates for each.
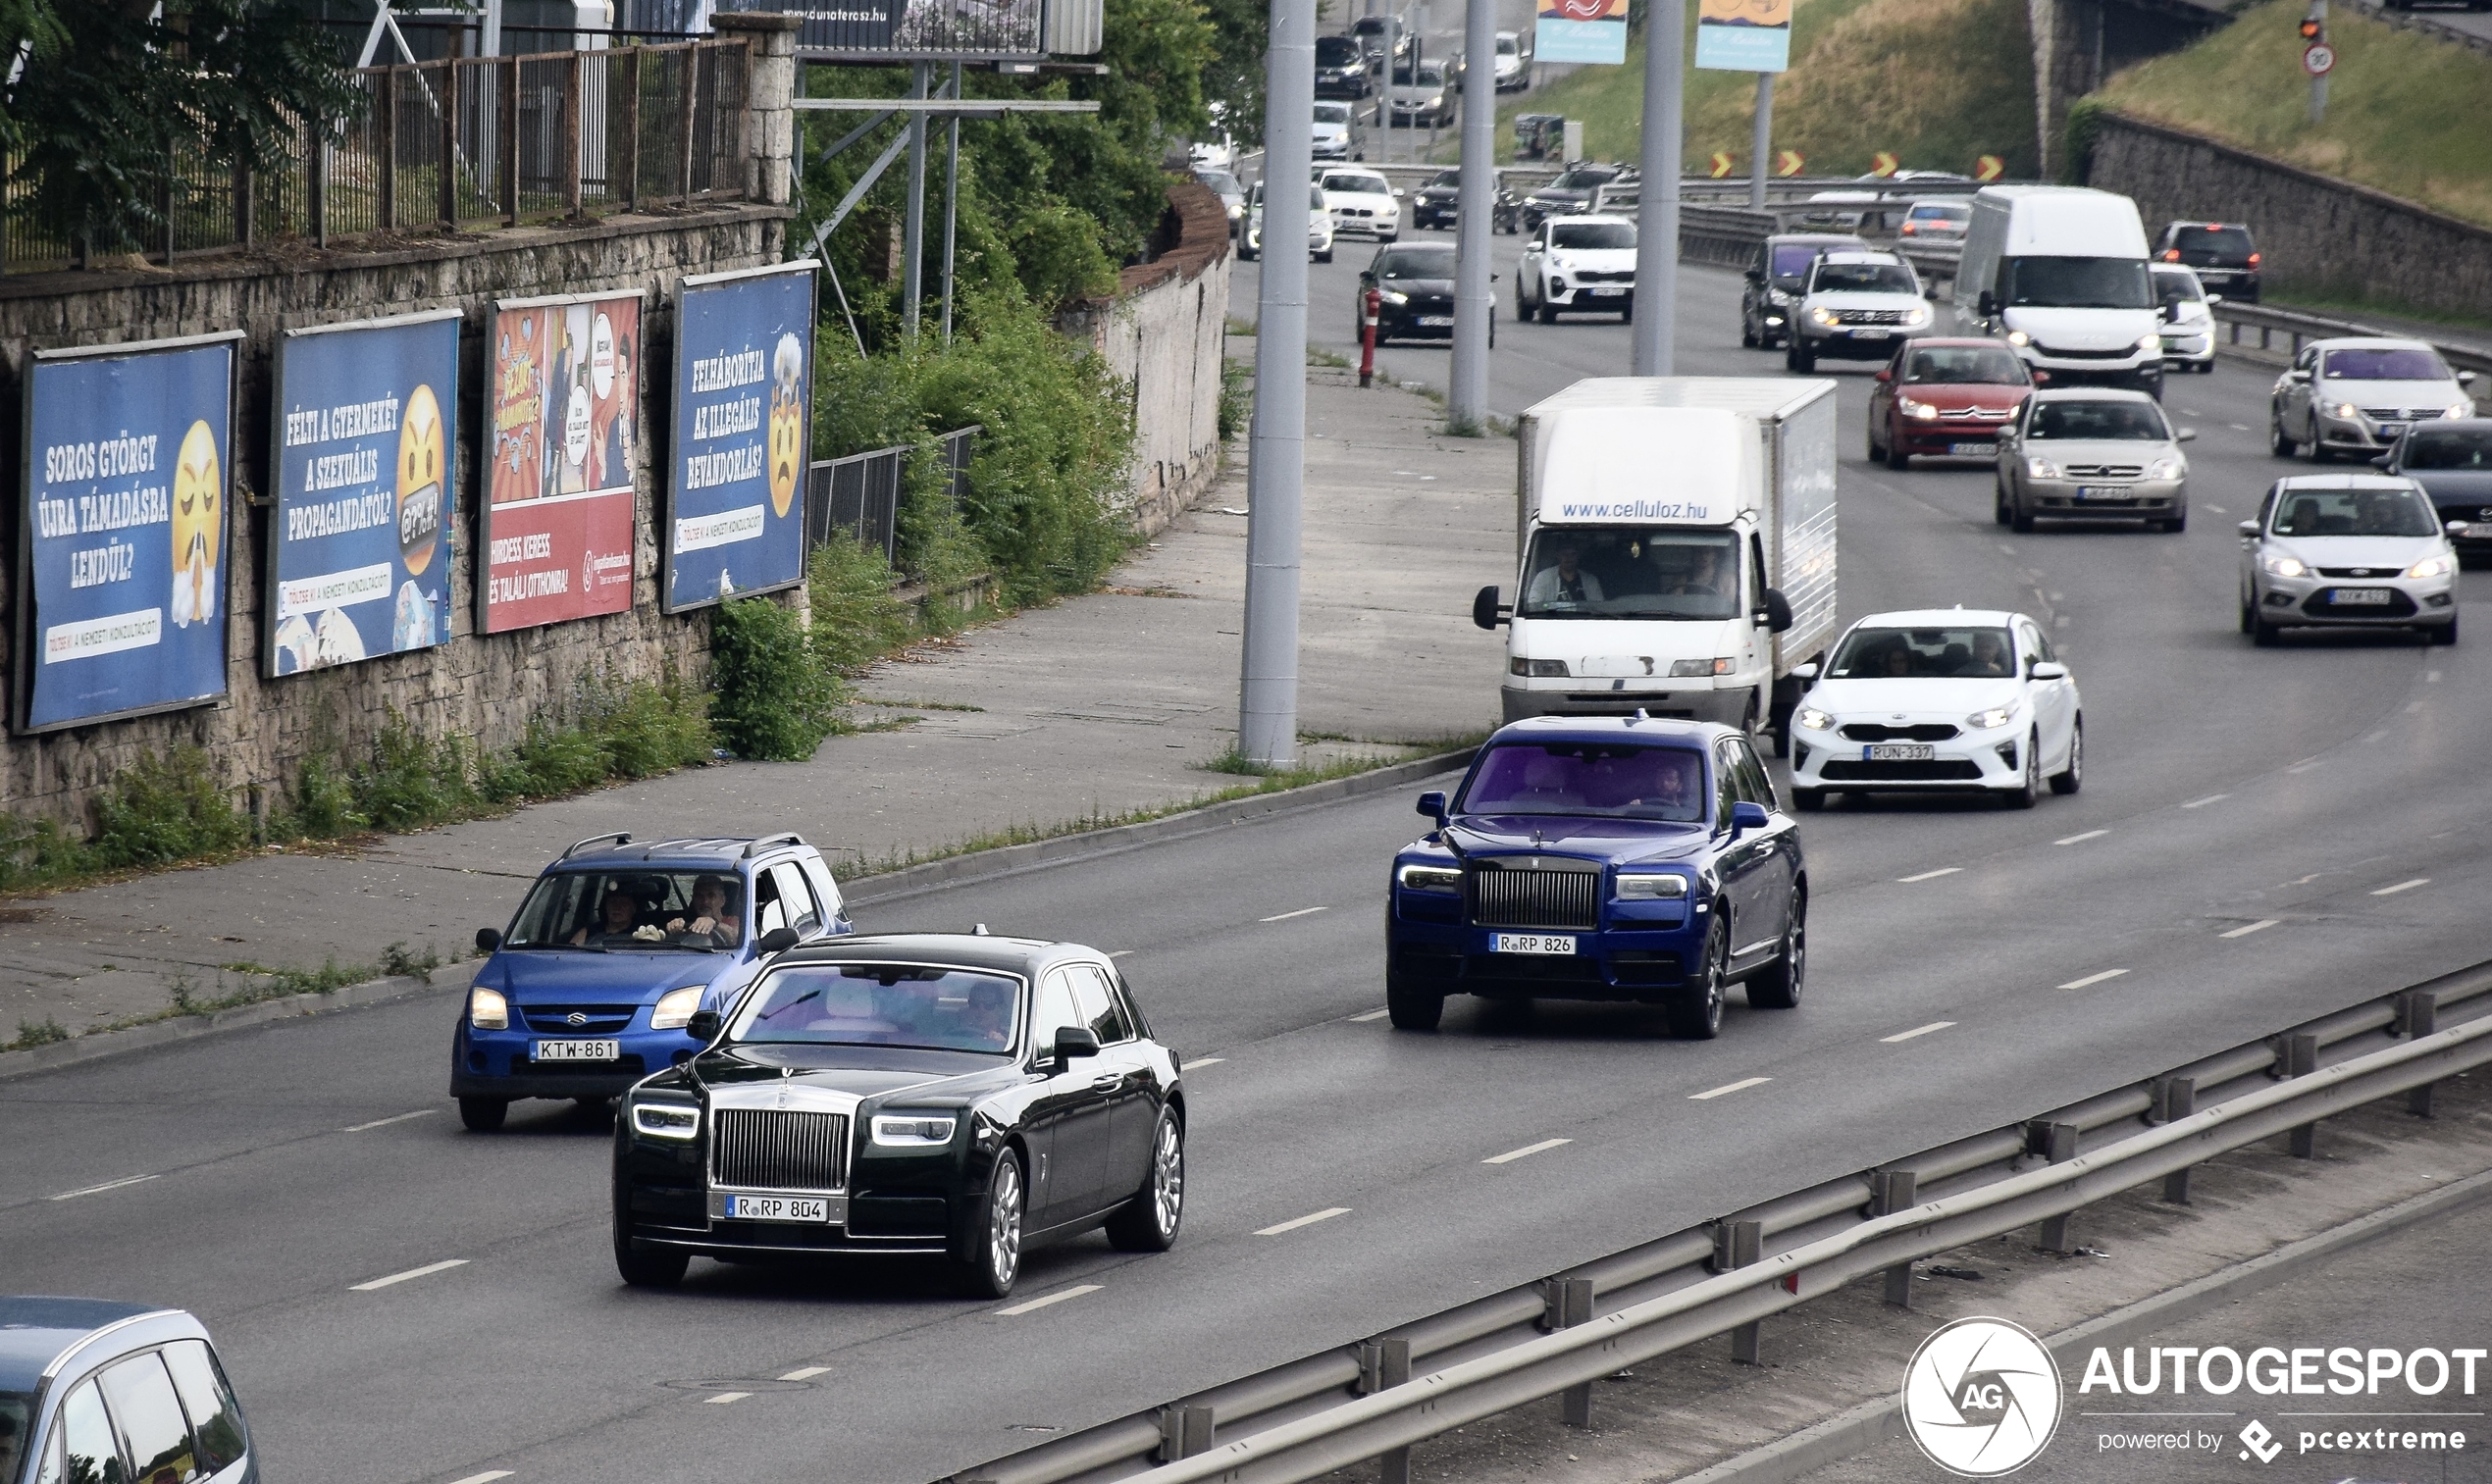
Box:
[8,266,2490,1484]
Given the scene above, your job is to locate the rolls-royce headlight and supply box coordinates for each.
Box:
[1615,873,1689,899]
[1396,863,1463,893]
[651,985,701,1031]
[872,1114,960,1147]
[468,986,508,1030]
[631,1100,701,1139]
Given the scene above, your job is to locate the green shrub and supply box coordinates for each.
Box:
[710,596,840,761]
[808,532,916,676]
[89,746,249,870]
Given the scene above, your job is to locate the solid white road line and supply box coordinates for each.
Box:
[1881,1021,1956,1044]
[1483,1138,1573,1165]
[779,1367,831,1381]
[2058,969,2130,990]
[1186,1056,1226,1067]
[2181,793,2229,809]
[344,1109,437,1133]
[2372,878,2430,896]
[446,1472,514,1484]
[1689,1077,1772,1100]
[703,1393,751,1405]
[350,1258,469,1293]
[1348,1008,1392,1022]
[2221,919,2280,939]
[996,1284,1103,1316]
[1260,906,1329,922]
[1898,867,1961,884]
[48,1174,159,1202]
[2427,671,2443,683]
[2054,830,2108,845]
[1256,1207,1352,1236]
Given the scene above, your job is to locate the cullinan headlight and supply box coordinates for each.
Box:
[1965,704,2018,729]
[872,1113,960,1147]
[2407,554,2455,579]
[651,985,702,1032]
[1669,657,1735,677]
[1809,305,1840,327]
[1509,657,1570,677]
[469,986,508,1030]
[1898,395,1941,421]
[631,1100,701,1140]
[1795,706,1835,731]
[1379,289,1410,305]
[2026,455,2061,480]
[2006,330,2031,347]
[2149,457,2181,480]
[2262,554,2309,578]
[1615,872,1689,900]
[1397,863,1463,893]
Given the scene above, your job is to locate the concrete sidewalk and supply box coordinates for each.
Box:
[1,356,1516,1048]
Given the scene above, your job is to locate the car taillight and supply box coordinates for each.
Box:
[2248,252,2261,268]
[2161,248,2181,261]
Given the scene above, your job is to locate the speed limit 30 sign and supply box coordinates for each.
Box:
[2304,41,2336,75]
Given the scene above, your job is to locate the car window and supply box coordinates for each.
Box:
[1905,345,2028,384]
[1829,626,2017,679]
[2270,486,2439,537]
[2295,345,2319,373]
[1712,746,1739,826]
[1812,262,1917,294]
[2026,400,2170,440]
[505,869,745,949]
[1324,173,1389,194]
[768,862,821,937]
[2002,256,2151,309]
[753,869,787,936]
[1732,738,1777,810]
[1312,103,1351,124]
[1517,528,1740,620]
[1315,36,1361,65]
[1457,742,1708,822]
[1067,964,1132,1045]
[2151,268,2203,305]
[99,1354,195,1484]
[2258,485,2280,526]
[2171,225,2253,257]
[1198,170,1239,195]
[1106,967,1152,1040]
[1310,183,1328,210]
[1429,170,1459,186]
[731,963,1021,1053]
[2016,619,2056,665]
[1376,247,1456,278]
[1030,972,1081,1060]
[2321,347,2451,382]
[160,1342,245,1476]
[2403,429,2492,470]
[1550,222,1635,249]
[53,1380,121,1484]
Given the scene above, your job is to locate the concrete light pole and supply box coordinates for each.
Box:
[1747,72,1773,211]
[1448,0,1496,428]
[1630,0,1685,375]
[1240,0,1317,769]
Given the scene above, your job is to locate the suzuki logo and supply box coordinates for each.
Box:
[566,1012,588,1027]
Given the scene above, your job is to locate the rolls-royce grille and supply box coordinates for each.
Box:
[1840,723,1959,742]
[712,1108,849,1193]
[1470,866,1600,931]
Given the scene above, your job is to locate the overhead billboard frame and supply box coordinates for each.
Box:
[664,260,819,614]
[714,0,1063,61]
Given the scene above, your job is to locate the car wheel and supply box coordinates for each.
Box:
[459,1097,508,1132]
[1867,419,1884,463]
[1792,789,1824,811]
[2239,584,2256,635]
[613,1226,690,1288]
[2270,415,2295,458]
[1745,889,1806,1010]
[2010,496,2035,534]
[1665,916,1728,1040]
[2002,733,2040,808]
[1741,315,1759,349]
[2432,613,2460,645]
[2160,511,2187,533]
[2049,717,2083,794]
[1514,292,1530,323]
[2253,605,2283,646]
[1315,249,1333,263]
[957,1148,1026,1299]
[1105,1110,1185,1253]
[1386,973,1446,1029]
[1885,435,1910,472]
[1620,304,1633,324]
[1791,343,1816,374]
[2199,360,2215,375]
[1536,300,1558,325]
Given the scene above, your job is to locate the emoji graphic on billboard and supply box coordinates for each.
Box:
[397,383,444,578]
[169,419,221,629]
[768,332,805,519]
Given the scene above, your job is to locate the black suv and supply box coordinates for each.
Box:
[1513,113,1564,161]
[1740,232,1869,350]
[1316,34,1371,99]
[2155,222,2258,302]
[1412,168,1462,230]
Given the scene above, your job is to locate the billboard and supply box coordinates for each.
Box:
[480,290,643,635]
[267,310,461,676]
[1695,0,1793,71]
[711,0,1045,57]
[17,333,239,734]
[665,262,817,612]
[1534,0,1629,65]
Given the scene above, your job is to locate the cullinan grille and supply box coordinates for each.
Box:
[1470,862,1601,931]
[712,1108,849,1192]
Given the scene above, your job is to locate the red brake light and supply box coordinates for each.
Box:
[2161,248,2181,261]
[2248,252,2261,267]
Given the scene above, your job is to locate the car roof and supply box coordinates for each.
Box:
[551,835,810,872]
[1899,336,2015,350]
[1546,214,1635,229]
[2310,336,2439,352]
[1486,716,1734,748]
[2028,386,2161,404]
[0,1298,168,1391]
[765,932,1097,980]
[1766,232,1869,246]
[2272,474,2425,491]
[1848,608,2023,628]
[1819,251,1903,266]
[1908,198,1971,211]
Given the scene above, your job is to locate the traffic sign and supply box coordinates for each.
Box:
[1709,151,1735,179]
[1774,149,1805,178]
[1975,154,2005,181]
[1869,151,1899,178]
[2303,41,2335,75]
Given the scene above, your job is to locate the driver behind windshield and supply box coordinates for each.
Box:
[1525,539,1605,605]
[665,874,743,947]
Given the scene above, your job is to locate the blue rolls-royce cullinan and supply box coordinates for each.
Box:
[1384,716,1806,1038]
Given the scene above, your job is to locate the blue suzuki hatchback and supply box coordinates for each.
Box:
[1384,717,1805,1039]
[452,833,851,1129]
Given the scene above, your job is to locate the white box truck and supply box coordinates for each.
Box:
[1952,185,2163,395]
[1474,377,1839,750]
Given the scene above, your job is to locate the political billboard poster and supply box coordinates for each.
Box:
[266,310,461,677]
[665,262,816,613]
[17,333,240,734]
[707,0,1046,58]
[479,290,643,634]
[1695,0,1793,71]
[1533,0,1629,65]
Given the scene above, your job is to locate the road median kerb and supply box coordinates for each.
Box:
[0,747,1478,1080]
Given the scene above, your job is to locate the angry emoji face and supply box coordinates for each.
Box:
[397,383,444,577]
[169,419,221,629]
[768,331,805,520]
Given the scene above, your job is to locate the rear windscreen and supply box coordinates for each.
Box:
[2172,226,2253,258]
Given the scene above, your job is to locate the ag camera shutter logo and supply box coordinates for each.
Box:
[1901,1317,2065,1476]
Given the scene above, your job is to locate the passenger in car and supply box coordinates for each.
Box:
[570,889,644,945]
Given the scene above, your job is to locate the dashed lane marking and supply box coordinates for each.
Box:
[446,1473,514,1484]
[344,1109,437,1133]
[1349,1008,1392,1022]
[1187,1057,1226,1067]
[2372,878,2430,896]
[996,1284,1104,1316]
[2428,671,2443,683]
[1898,867,1961,883]
[2058,969,2130,990]
[2221,919,2280,939]
[2055,830,2108,845]
[1689,1077,1772,1100]
[350,1258,469,1293]
[1257,1207,1352,1236]
[1261,906,1329,922]
[703,1393,751,1405]
[1881,1021,1956,1044]
[1483,1138,1573,1164]
[48,1174,158,1202]
[2181,793,2229,809]
[779,1367,831,1381]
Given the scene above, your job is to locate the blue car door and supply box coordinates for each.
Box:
[1713,739,1787,962]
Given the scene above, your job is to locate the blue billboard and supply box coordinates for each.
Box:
[664,262,816,613]
[18,333,240,733]
[268,310,462,676]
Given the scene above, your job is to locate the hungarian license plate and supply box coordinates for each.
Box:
[1947,441,1998,457]
[1852,328,1892,339]
[2465,524,2492,540]
[2329,588,2395,605]
[1866,743,1936,761]
[2076,486,2133,500]
[534,1039,619,1061]
[721,1194,830,1223]
[2378,424,2407,438]
[1416,315,1454,327]
[1492,933,1577,955]
[1587,287,1626,297]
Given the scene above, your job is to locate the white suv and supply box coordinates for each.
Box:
[1516,214,1636,323]
[1788,252,1934,373]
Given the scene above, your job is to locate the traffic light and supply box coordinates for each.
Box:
[2298,14,2320,38]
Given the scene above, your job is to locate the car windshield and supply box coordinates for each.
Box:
[1317,36,1361,64]
[1199,170,1239,195]
[2402,429,2492,470]
[1551,221,1635,249]
[2002,256,2153,309]
[1551,169,1616,189]
[2027,400,2169,440]
[2152,268,2203,305]
[1829,626,2017,679]
[1393,63,1444,84]
[1310,183,1328,209]
[1904,345,2028,384]
[1516,528,1741,620]
[1428,170,1459,186]
[504,869,748,949]
[1324,173,1390,194]
[730,963,1022,1053]
[2323,347,2451,382]
[1771,241,1857,280]
[1497,34,1519,52]
[2171,225,2253,259]
[1908,203,1969,223]
[2271,486,2441,537]
[1458,742,1709,821]
[1313,103,1351,124]
[1377,247,1457,278]
[1814,262,1916,294]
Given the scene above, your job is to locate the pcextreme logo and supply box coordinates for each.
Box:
[1901,1317,2064,1476]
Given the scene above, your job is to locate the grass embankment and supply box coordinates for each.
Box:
[1482,0,2038,179]
[2089,0,2492,231]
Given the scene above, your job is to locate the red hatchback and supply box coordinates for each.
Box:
[1866,338,2038,471]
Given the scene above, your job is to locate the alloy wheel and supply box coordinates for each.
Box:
[1150,1119,1185,1238]
[987,1155,1023,1291]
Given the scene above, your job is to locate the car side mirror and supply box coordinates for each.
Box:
[1728,799,1770,838]
[1756,588,1793,634]
[2029,661,2069,681]
[755,926,801,955]
[2288,368,2312,383]
[1417,790,1449,826]
[2206,292,2224,305]
[2237,520,2261,538]
[1743,267,1762,282]
[1393,188,1407,197]
[475,927,502,954]
[2461,371,2478,386]
[1874,368,1893,383]
[1053,1026,1102,1067]
[1790,660,1819,684]
[2449,520,2471,537]
[2030,371,2051,385]
[1472,584,1507,630]
[2175,429,2197,442]
[687,1009,721,1043]
[2373,453,2395,468]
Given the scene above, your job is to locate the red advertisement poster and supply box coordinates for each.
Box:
[480,291,643,633]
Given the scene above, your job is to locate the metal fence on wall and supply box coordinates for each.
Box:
[805,427,978,571]
[2,39,748,275]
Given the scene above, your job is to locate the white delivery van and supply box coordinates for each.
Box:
[1474,377,1839,749]
[1954,185,2163,396]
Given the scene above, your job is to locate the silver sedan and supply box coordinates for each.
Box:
[1996,388,2194,534]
